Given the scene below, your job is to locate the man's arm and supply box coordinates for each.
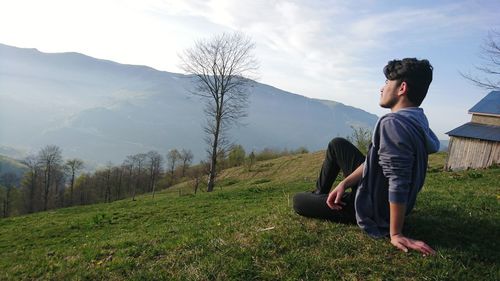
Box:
[326,163,364,210]
[390,202,436,256]
[378,117,436,255]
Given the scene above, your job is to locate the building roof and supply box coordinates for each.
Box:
[446,122,500,142]
[468,91,500,116]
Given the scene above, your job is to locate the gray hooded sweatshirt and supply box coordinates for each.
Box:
[354,107,440,238]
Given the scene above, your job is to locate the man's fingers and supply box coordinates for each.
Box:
[420,241,436,255]
[328,202,343,210]
[393,241,408,253]
[428,247,436,255]
[406,240,436,256]
[392,236,436,256]
[411,245,429,255]
[420,244,436,256]
[332,202,345,210]
[416,243,434,255]
[326,193,336,209]
[327,190,346,210]
[327,192,338,208]
[334,192,344,204]
[329,201,343,210]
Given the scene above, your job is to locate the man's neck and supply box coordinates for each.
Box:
[390,100,416,113]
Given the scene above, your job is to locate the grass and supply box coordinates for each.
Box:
[0,152,499,280]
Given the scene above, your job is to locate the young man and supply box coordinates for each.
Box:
[293,58,439,256]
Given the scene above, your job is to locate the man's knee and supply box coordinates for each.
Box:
[328,137,352,151]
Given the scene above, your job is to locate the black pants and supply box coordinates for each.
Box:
[293,138,365,223]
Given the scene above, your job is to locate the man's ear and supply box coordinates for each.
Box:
[398,81,408,96]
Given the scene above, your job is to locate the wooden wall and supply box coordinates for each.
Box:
[445,137,500,170]
[471,114,500,126]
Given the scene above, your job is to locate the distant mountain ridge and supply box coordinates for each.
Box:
[0,155,27,186]
[0,43,379,165]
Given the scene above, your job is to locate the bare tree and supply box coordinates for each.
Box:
[53,169,66,208]
[37,145,63,211]
[131,153,146,201]
[146,151,163,198]
[247,151,256,172]
[189,165,204,195]
[180,149,194,177]
[77,173,90,205]
[1,173,18,217]
[461,30,500,90]
[112,166,124,200]
[166,149,181,184]
[103,162,113,203]
[179,32,258,192]
[65,158,84,206]
[122,157,134,198]
[21,154,39,213]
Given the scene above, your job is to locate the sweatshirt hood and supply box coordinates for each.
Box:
[395,107,440,153]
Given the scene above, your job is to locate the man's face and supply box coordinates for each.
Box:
[379,79,401,108]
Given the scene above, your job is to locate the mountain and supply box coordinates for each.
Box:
[0,43,378,165]
[0,155,27,186]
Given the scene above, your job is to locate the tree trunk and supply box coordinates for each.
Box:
[55,182,59,207]
[133,165,140,201]
[207,96,224,193]
[44,166,51,211]
[151,178,156,199]
[28,170,36,213]
[194,177,199,194]
[80,182,84,205]
[207,115,221,192]
[150,167,156,193]
[127,169,132,197]
[105,172,111,203]
[169,166,175,186]
[117,170,122,200]
[70,171,75,205]
[151,169,157,199]
[56,181,64,208]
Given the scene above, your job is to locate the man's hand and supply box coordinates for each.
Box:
[390,234,436,256]
[326,163,364,210]
[326,182,346,210]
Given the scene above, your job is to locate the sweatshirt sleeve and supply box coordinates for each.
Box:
[378,117,414,204]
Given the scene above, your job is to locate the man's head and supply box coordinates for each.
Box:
[380,58,433,109]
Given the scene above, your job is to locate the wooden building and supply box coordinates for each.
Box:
[445,91,500,171]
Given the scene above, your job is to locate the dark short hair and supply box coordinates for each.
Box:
[383,58,433,106]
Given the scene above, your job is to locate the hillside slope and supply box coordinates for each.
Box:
[0,152,498,280]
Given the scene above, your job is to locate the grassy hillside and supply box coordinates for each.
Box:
[0,152,499,280]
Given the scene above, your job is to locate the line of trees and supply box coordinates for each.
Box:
[0,143,313,218]
[0,145,196,218]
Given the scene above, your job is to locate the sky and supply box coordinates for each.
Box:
[0,0,499,139]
